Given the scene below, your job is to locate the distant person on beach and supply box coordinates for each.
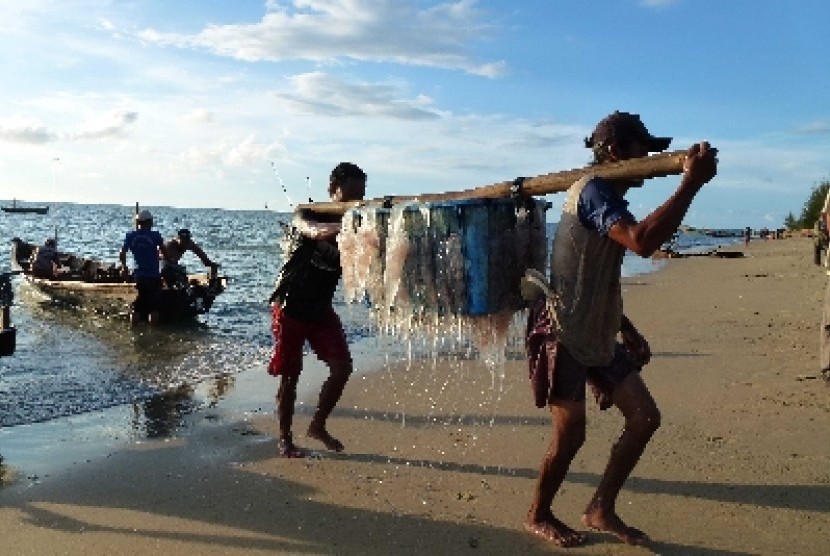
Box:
[119,209,170,326]
[819,189,830,376]
[523,111,718,547]
[267,162,367,458]
[813,220,828,266]
[744,226,752,247]
[161,228,218,288]
[30,238,61,278]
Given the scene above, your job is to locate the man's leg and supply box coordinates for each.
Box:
[581,371,660,544]
[131,284,145,326]
[307,360,351,452]
[277,374,304,457]
[524,399,588,547]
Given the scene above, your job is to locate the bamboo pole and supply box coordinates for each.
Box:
[296,149,688,216]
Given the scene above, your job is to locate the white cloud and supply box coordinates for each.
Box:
[793,120,830,135]
[180,109,215,125]
[278,71,442,120]
[69,110,139,141]
[0,117,58,144]
[136,0,505,77]
[179,135,285,169]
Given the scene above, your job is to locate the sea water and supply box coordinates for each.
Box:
[0,202,738,476]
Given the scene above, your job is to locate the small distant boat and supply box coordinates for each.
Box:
[1,199,49,215]
[10,238,227,323]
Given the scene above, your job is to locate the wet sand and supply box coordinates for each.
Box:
[1,237,828,555]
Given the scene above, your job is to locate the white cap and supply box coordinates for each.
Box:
[136,209,153,222]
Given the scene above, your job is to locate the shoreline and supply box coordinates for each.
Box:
[2,237,828,555]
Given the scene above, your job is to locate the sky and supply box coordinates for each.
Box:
[0,0,827,229]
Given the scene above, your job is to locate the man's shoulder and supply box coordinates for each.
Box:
[127,229,163,244]
[582,176,616,196]
[577,176,623,209]
[147,230,164,243]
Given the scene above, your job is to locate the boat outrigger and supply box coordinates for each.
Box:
[10,238,227,322]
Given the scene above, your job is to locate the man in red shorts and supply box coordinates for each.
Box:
[523,112,718,547]
[268,162,366,457]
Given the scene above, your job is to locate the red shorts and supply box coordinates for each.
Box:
[268,304,351,378]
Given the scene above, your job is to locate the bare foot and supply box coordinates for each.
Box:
[306,424,344,452]
[581,510,647,545]
[278,434,305,458]
[524,516,587,548]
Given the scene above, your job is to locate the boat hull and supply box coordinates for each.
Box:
[11,238,226,322]
[23,275,221,320]
[1,207,49,215]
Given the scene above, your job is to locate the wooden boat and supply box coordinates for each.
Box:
[2,199,49,214]
[10,238,227,322]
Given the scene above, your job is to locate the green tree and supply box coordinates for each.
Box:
[789,179,830,229]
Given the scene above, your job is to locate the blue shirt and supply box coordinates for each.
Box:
[123,229,163,278]
[576,177,635,237]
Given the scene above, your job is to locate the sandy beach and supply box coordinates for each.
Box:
[1,236,828,555]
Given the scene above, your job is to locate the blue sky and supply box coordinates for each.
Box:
[0,0,827,228]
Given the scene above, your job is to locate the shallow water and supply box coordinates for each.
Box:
[0,203,411,476]
[0,203,737,478]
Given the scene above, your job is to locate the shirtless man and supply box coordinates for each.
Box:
[524,111,717,547]
[161,228,218,287]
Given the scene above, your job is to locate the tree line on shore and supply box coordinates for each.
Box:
[786,178,830,230]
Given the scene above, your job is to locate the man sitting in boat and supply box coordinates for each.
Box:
[30,238,61,279]
[119,210,170,326]
[160,228,218,289]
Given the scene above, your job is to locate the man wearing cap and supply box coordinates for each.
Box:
[524,111,718,547]
[161,228,218,288]
[119,209,170,325]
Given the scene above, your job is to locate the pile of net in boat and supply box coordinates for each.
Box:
[338,198,548,359]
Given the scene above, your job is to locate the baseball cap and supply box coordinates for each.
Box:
[135,209,153,222]
[585,111,672,152]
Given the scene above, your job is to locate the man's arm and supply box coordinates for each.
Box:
[189,242,216,267]
[292,209,341,241]
[158,242,170,262]
[608,142,718,257]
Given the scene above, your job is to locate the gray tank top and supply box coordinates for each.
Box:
[549,176,625,366]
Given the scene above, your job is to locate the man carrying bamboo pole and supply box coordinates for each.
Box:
[267,162,367,458]
[524,111,718,546]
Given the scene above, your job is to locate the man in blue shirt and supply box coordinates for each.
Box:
[524,112,718,547]
[119,209,170,326]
